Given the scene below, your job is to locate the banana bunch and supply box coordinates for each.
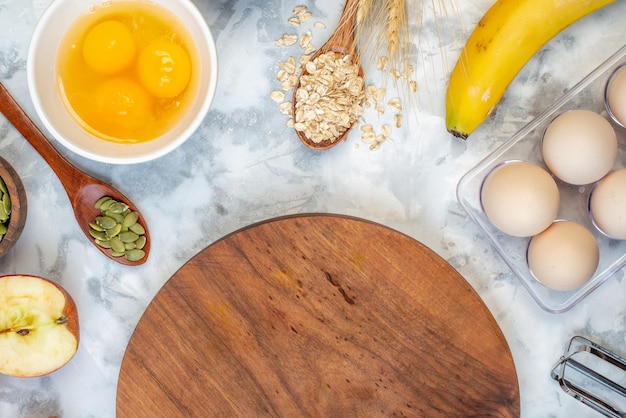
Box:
[445,0,616,140]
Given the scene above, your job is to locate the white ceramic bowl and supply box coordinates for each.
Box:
[27,0,218,164]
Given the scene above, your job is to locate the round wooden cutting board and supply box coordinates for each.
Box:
[117,214,519,417]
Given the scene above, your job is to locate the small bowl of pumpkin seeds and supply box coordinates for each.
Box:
[0,156,27,257]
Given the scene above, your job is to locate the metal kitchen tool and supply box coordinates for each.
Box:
[551,336,626,417]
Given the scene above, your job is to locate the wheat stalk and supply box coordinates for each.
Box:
[356,0,375,26]
[385,0,403,61]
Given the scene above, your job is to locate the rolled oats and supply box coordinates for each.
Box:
[276,69,289,82]
[388,98,402,112]
[394,114,403,128]
[300,30,313,49]
[293,51,365,143]
[279,102,293,115]
[275,34,298,47]
[270,91,285,103]
[377,56,389,71]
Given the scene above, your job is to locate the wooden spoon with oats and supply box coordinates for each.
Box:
[292,0,365,150]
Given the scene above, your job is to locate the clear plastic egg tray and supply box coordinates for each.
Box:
[457,44,626,313]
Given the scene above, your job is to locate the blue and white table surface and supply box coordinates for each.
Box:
[2,0,626,416]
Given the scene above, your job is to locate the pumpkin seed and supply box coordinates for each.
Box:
[95,196,112,209]
[125,249,145,262]
[3,193,11,216]
[119,231,139,243]
[129,223,145,235]
[89,196,147,261]
[105,211,125,224]
[110,236,125,253]
[89,229,107,241]
[0,177,7,195]
[122,211,138,228]
[106,223,122,238]
[109,202,129,214]
[135,236,146,250]
[0,176,14,242]
[89,222,105,232]
[95,239,111,249]
[0,205,8,222]
[96,216,117,230]
[98,198,115,211]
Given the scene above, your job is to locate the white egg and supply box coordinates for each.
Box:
[542,109,617,185]
[606,64,626,127]
[480,161,559,237]
[527,221,599,291]
[590,168,626,239]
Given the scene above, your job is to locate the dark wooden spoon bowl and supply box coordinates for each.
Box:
[0,82,150,266]
[293,0,362,150]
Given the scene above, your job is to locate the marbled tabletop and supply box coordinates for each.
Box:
[2,0,626,417]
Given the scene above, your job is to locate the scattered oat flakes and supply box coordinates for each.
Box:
[283,58,297,75]
[271,4,408,151]
[279,102,292,115]
[275,34,298,47]
[360,124,374,133]
[304,43,316,55]
[361,131,375,143]
[270,91,285,103]
[377,56,389,71]
[280,74,298,91]
[277,69,289,82]
[376,88,386,102]
[300,30,312,49]
[388,98,402,113]
[292,5,307,16]
[394,114,403,128]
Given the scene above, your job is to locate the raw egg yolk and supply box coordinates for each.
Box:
[82,20,137,75]
[138,40,191,98]
[89,77,152,137]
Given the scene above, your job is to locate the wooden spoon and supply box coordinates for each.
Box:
[0,82,150,266]
[293,0,363,150]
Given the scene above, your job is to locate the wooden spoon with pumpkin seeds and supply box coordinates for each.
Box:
[0,82,150,266]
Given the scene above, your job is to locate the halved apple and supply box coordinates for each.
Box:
[0,274,79,377]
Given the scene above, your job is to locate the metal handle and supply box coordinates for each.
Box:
[551,336,626,418]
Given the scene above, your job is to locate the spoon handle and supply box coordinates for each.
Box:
[326,0,359,53]
[0,82,95,199]
[0,82,150,265]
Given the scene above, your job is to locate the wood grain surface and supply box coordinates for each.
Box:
[117,214,519,417]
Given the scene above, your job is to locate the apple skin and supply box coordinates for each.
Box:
[0,274,80,377]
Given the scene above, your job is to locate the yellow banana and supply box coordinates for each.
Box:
[445,0,615,139]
